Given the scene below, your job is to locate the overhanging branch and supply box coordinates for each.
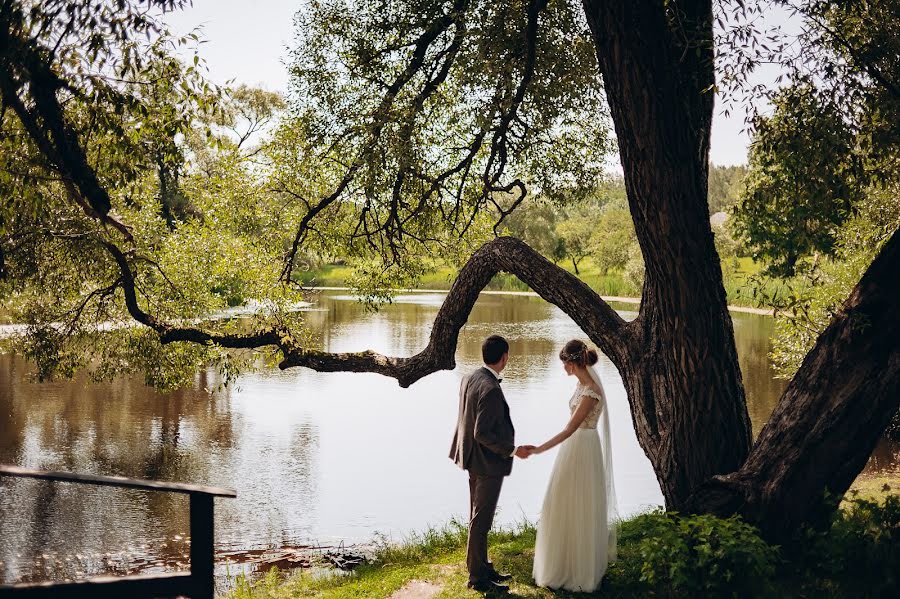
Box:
[106,236,627,388]
[279,236,629,386]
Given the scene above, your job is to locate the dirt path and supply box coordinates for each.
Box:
[388,579,443,599]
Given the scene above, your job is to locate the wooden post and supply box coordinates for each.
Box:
[189,493,215,599]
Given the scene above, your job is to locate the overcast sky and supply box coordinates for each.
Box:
[163,0,790,167]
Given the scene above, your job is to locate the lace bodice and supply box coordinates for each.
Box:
[569,382,605,429]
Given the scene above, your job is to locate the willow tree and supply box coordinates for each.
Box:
[1,0,897,537]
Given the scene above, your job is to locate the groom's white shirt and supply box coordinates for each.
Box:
[484,365,516,458]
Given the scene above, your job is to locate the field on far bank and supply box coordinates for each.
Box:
[298,256,780,310]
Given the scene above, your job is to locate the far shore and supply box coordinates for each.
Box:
[309,286,777,316]
[0,288,773,334]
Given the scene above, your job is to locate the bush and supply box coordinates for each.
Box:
[792,491,899,596]
[624,510,779,598]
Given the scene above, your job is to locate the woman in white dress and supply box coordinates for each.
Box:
[530,339,619,592]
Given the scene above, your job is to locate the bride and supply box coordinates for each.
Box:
[529,339,619,592]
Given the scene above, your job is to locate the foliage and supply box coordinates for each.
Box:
[499,198,565,262]
[0,0,620,386]
[791,491,900,596]
[591,195,635,274]
[722,0,899,280]
[0,1,305,387]
[726,1,900,438]
[625,510,778,598]
[708,164,747,215]
[227,495,900,598]
[554,201,596,274]
[713,219,741,280]
[767,185,900,377]
[273,0,614,284]
[731,84,863,277]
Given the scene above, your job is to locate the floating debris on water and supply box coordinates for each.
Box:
[322,549,366,571]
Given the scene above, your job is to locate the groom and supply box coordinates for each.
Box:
[450,335,531,593]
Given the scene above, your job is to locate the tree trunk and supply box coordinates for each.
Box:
[582,0,752,508]
[687,228,900,537]
[571,256,580,275]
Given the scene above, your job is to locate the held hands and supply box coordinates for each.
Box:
[514,445,538,459]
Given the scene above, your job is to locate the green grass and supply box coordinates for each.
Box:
[224,489,899,599]
[300,256,782,309]
[298,258,640,298]
[846,473,899,503]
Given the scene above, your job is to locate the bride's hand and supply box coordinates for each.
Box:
[524,444,539,456]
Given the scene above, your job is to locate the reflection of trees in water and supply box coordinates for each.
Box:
[0,356,236,582]
[731,314,789,436]
[308,292,557,363]
[215,422,320,550]
[0,357,234,477]
[0,351,325,583]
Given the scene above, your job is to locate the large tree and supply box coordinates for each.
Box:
[1,0,897,538]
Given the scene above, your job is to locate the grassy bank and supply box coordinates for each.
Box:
[226,489,898,599]
[299,257,783,309]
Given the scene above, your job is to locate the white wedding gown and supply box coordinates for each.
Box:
[532,367,618,592]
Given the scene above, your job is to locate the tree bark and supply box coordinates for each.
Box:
[582,0,752,508]
[687,228,900,537]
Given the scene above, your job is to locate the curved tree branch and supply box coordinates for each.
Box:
[280,237,628,386]
[105,236,628,388]
[281,237,627,385]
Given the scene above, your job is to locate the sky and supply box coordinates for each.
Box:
[163,0,790,167]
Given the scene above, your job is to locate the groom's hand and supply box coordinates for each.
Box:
[514,446,533,459]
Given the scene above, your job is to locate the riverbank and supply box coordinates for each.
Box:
[226,489,899,599]
[309,286,775,316]
[300,256,782,314]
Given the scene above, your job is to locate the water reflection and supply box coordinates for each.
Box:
[0,290,895,585]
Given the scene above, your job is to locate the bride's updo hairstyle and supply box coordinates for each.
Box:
[559,339,599,367]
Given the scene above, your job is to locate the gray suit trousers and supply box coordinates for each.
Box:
[467,472,504,584]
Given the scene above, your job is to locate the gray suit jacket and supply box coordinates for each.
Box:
[449,367,515,477]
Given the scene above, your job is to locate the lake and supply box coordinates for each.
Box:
[0,290,896,584]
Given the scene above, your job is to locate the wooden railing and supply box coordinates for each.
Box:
[0,465,236,599]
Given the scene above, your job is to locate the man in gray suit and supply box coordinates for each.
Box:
[450,335,532,593]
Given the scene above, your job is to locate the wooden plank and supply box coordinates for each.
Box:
[0,465,236,498]
[0,572,192,598]
[190,494,216,599]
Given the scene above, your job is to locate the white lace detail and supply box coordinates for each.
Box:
[569,382,604,429]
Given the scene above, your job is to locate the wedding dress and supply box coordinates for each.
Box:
[532,366,618,592]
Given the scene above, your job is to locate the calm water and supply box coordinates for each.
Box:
[0,290,896,584]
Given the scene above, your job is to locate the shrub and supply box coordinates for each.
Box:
[793,491,899,596]
[626,510,779,598]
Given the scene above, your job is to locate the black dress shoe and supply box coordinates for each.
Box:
[467,579,510,593]
[489,571,513,582]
